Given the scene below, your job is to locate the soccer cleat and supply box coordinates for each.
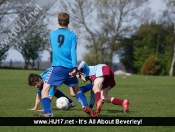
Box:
[89,104,94,109]
[122,99,129,113]
[83,106,98,117]
[96,99,104,114]
[67,102,76,109]
[33,113,53,117]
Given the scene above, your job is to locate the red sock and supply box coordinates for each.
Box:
[112,98,124,106]
[95,92,101,102]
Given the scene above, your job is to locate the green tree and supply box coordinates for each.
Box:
[118,36,137,73]
[133,23,167,73]
[161,0,175,76]
[0,46,9,66]
[15,22,49,69]
[141,56,161,75]
[13,3,50,69]
[133,22,174,75]
[0,0,24,63]
[58,0,149,66]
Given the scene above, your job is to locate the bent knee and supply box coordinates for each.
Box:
[103,97,111,103]
[70,93,76,97]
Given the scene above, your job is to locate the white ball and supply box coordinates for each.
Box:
[56,97,69,110]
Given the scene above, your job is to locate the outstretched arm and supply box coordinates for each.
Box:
[27,96,42,111]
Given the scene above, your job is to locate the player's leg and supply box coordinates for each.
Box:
[37,67,56,117]
[66,77,87,108]
[79,83,93,93]
[89,90,95,109]
[69,87,76,97]
[33,83,52,117]
[70,83,95,109]
[101,87,112,103]
[92,77,105,114]
[101,87,129,113]
[65,72,97,117]
[72,84,89,107]
[79,84,95,108]
[72,84,97,117]
[69,83,93,97]
[41,83,53,116]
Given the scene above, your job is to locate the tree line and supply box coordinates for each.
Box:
[0,0,175,76]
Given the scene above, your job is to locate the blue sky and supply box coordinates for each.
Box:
[5,0,166,63]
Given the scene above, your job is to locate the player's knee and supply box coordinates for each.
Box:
[102,96,108,102]
[49,97,53,100]
[70,93,76,97]
[69,87,76,97]
[103,96,112,103]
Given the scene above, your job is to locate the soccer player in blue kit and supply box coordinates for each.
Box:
[36,12,97,117]
[28,67,75,111]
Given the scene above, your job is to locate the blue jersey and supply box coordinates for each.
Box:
[50,28,78,68]
[78,61,106,77]
[37,67,55,97]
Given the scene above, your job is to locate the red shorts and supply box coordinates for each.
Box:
[101,66,116,89]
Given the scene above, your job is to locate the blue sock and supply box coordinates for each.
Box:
[76,91,89,108]
[90,90,95,105]
[54,90,73,103]
[41,98,52,114]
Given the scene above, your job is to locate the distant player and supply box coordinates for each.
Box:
[77,61,130,114]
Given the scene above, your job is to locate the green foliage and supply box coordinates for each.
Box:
[82,36,116,66]
[0,46,9,63]
[141,56,161,75]
[82,52,98,65]
[15,20,49,69]
[132,22,174,75]
[118,36,137,73]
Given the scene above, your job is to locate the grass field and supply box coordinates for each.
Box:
[0,69,175,132]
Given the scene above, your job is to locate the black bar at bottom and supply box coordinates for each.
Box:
[0,117,175,126]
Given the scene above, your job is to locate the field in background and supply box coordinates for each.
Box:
[0,69,175,131]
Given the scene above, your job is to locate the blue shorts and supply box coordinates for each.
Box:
[45,66,78,87]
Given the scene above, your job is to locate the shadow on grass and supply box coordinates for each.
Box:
[52,108,81,111]
[107,110,122,113]
[52,108,132,117]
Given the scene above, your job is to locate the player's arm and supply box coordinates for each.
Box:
[69,35,78,78]
[27,87,43,111]
[77,73,90,83]
[27,96,42,111]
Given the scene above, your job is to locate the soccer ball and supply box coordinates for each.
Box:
[56,97,69,110]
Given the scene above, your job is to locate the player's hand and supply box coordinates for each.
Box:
[69,68,77,78]
[35,109,44,112]
[76,74,80,78]
[27,108,43,111]
[27,108,37,111]
[78,74,87,82]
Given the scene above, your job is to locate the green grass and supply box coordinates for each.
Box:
[0,69,175,132]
